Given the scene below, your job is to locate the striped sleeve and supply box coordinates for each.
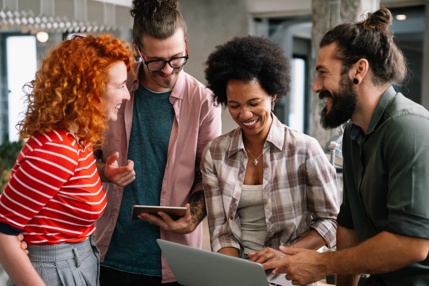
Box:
[0,139,78,235]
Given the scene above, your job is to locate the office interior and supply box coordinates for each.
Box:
[0,0,427,285]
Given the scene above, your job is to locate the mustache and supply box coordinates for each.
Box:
[319,90,332,100]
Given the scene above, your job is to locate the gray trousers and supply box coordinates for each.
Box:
[8,236,100,286]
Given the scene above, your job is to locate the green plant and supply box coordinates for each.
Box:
[0,135,24,194]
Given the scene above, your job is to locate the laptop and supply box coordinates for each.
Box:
[157,239,293,286]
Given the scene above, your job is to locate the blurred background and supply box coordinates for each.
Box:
[0,0,427,284]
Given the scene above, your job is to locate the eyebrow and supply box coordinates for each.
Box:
[228,98,261,104]
[146,52,184,60]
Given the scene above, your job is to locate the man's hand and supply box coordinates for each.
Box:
[138,191,207,234]
[17,234,28,255]
[138,203,195,234]
[102,152,135,187]
[262,246,328,285]
[248,247,287,264]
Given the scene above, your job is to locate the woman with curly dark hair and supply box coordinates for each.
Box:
[202,36,339,270]
[0,34,132,286]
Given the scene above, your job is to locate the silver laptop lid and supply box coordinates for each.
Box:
[157,239,291,286]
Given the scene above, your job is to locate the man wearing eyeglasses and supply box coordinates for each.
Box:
[93,1,221,285]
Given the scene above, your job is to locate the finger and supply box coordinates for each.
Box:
[248,252,255,257]
[25,250,29,255]
[157,211,175,225]
[248,250,265,262]
[105,152,119,166]
[139,213,169,230]
[263,259,286,271]
[108,165,134,176]
[184,203,191,218]
[255,253,274,264]
[116,171,136,185]
[279,245,300,255]
[21,241,27,251]
[249,248,271,262]
[117,175,136,187]
[126,160,134,170]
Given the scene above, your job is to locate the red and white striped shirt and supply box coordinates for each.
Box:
[0,129,107,245]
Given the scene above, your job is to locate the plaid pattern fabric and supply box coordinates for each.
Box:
[201,115,339,253]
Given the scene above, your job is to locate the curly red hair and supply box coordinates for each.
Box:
[18,34,133,150]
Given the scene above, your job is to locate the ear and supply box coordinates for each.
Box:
[271,94,278,102]
[351,58,369,84]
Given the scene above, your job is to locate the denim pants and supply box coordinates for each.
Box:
[8,236,100,286]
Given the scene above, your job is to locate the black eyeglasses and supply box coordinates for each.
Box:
[143,55,189,71]
[136,42,189,72]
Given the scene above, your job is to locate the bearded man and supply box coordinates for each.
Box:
[262,8,429,286]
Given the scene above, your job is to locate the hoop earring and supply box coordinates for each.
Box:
[353,78,359,85]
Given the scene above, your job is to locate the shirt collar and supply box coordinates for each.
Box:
[365,86,397,136]
[226,114,285,158]
[350,86,397,141]
[127,62,185,100]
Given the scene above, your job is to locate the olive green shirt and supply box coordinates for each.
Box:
[338,86,429,285]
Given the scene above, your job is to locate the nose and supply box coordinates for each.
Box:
[312,74,323,94]
[123,88,130,101]
[160,63,174,75]
[239,106,253,120]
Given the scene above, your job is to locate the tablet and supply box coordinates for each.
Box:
[131,205,187,220]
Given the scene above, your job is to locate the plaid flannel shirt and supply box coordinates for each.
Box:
[201,115,339,253]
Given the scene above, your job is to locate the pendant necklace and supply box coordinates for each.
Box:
[245,147,263,166]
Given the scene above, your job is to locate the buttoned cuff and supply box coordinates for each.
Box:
[387,210,429,239]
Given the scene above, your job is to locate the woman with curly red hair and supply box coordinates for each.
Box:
[0,34,133,286]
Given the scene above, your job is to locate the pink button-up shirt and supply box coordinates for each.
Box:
[94,62,221,283]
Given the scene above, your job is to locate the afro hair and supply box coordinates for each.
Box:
[204,35,290,107]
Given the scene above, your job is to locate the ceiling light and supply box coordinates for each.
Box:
[396,14,406,20]
[36,31,49,43]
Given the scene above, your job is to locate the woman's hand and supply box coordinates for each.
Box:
[248,247,287,264]
[17,233,29,255]
[0,233,46,286]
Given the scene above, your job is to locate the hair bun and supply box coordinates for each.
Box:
[359,7,392,33]
[131,0,178,17]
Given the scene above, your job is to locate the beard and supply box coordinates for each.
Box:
[320,75,357,129]
[149,66,183,89]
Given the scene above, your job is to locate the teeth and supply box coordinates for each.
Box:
[243,119,257,126]
[115,104,121,110]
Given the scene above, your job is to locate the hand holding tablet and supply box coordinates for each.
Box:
[131,205,187,220]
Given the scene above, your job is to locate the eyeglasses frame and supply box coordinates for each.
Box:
[135,41,189,72]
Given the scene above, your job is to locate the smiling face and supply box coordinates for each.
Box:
[104,61,130,122]
[136,28,186,92]
[313,43,357,129]
[227,79,276,141]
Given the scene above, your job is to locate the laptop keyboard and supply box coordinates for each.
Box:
[268,281,283,286]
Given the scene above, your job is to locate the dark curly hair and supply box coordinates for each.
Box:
[204,35,290,107]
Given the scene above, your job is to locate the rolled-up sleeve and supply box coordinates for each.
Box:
[201,142,240,252]
[305,138,339,248]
